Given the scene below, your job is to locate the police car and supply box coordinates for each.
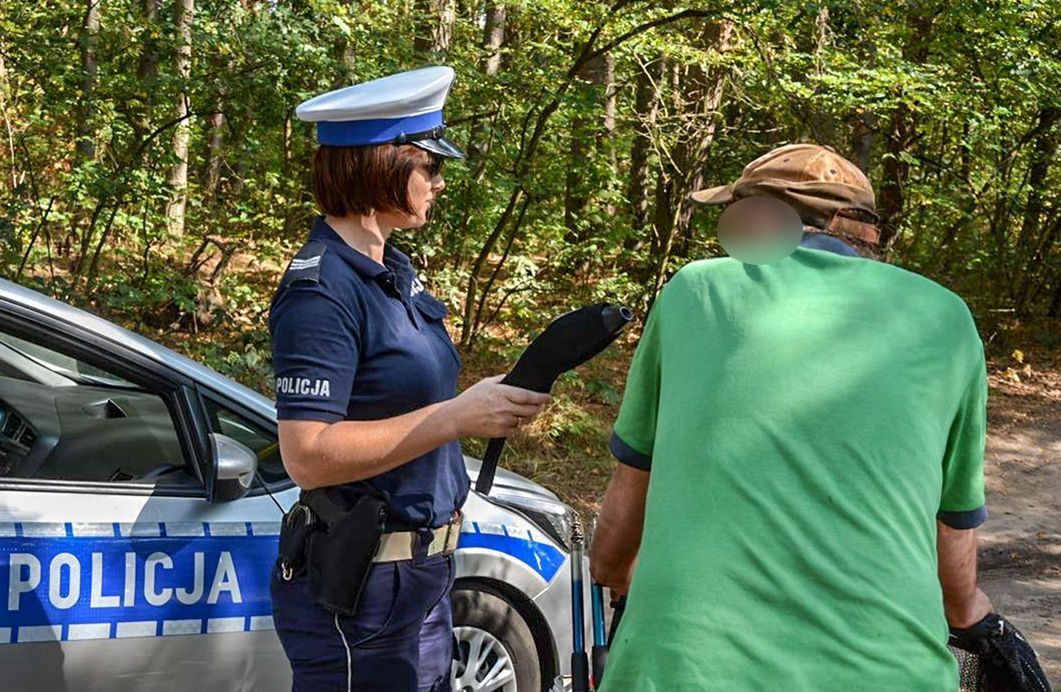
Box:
[0,278,582,692]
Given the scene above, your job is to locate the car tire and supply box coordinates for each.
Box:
[451,584,543,692]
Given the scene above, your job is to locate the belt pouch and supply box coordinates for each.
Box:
[277,502,314,580]
[303,489,387,616]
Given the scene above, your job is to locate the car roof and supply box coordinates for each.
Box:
[0,278,276,419]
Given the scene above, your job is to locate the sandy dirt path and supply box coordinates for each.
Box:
[978,360,1060,686]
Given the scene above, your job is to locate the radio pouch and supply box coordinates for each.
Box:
[277,502,314,581]
[301,488,388,616]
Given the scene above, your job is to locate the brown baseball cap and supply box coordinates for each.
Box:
[690,143,881,245]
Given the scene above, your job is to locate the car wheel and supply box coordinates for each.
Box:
[451,584,543,692]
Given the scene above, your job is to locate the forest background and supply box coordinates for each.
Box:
[1,0,1060,499]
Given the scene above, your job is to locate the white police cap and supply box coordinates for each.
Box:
[296,66,464,159]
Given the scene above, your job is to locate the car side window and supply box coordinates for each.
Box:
[204,398,286,483]
[0,328,195,485]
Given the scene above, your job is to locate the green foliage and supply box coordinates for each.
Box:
[1,0,1059,396]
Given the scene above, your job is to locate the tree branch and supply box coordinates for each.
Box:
[583,9,727,69]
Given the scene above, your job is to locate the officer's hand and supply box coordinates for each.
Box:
[448,375,550,438]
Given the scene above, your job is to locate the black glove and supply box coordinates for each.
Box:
[949,613,1052,692]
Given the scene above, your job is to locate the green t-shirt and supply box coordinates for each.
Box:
[600,248,987,692]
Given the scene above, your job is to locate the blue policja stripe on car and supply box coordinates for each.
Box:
[0,520,563,645]
[0,522,278,645]
[458,523,565,582]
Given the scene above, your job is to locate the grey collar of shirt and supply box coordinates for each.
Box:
[309,217,417,296]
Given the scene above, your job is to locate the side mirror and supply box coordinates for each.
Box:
[208,432,257,503]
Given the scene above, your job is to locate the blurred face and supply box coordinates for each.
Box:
[381,154,446,229]
[715,195,803,265]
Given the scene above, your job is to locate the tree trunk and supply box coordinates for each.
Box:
[445,0,508,265]
[459,187,525,347]
[801,6,836,143]
[165,0,195,239]
[876,13,932,249]
[1014,107,1061,310]
[646,61,681,279]
[137,0,160,80]
[466,0,507,161]
[1017,107,1061,256]
[876,104,914,248]
[204,96,226,205]
[337,0,357,80]
[132,0,160,136]
[850,110,875,173]
[626,57,664,248]
[849,37,877,173]
[499,3,522,74]
[564,52,612,241]
[644,19,733,296]
[282,114,298,236]
[414,0,456,56]
[0,53,20,192]
[77,0,101,161]
[600,52,617,219]
[1050,281,1061,318]
[672,19,733,256]
[482,1,507,77]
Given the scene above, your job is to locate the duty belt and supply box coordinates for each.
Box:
[298,488,463,563]
[374,510,463,562]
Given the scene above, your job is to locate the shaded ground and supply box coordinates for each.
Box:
[978,346,1061,686]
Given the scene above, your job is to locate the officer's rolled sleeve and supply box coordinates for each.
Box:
[270,286,361,422]
[938,351,989,529]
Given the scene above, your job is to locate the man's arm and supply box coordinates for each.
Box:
[590,464,650,595]
[937,521,993,628]
[592,291,667,594]
[941,522,1054,691]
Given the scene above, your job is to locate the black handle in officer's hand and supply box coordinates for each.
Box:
[474,303,635,496]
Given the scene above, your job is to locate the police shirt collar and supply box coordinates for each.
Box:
[309,217,414,281]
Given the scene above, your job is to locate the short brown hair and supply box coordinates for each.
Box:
[312,144,436,217]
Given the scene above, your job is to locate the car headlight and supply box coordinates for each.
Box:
[487,491,577,551]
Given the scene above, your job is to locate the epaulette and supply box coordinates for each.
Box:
[281,241,327,287]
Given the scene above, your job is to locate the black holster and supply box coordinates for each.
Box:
[277,487,388,616]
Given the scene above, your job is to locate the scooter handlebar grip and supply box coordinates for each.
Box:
[571,652,591,692]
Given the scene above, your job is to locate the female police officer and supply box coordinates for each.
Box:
[269,67,549,692]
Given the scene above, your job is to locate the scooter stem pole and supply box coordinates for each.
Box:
[591,583,606,646]
[570,519,590,692]
[590,582,609,688]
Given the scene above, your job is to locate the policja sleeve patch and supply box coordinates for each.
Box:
[281,241,327,287]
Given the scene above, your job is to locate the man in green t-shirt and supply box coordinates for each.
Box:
[591,144,1051,691]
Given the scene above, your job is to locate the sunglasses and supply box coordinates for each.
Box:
[423,154,445,177]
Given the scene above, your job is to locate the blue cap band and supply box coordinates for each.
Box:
[316,110,444,146]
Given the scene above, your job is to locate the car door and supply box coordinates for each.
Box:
[0,299,290,692]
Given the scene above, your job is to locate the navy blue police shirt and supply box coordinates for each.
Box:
[269,217,468,529]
